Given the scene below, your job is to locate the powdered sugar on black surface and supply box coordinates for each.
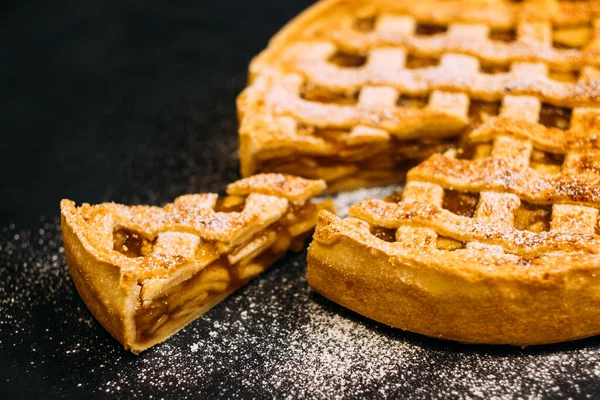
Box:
[2,202,600,399]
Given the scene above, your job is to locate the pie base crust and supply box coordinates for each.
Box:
[308,211,600,345]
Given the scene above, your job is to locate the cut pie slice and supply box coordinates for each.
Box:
[238,0,600,190]
[61,174,332,353]
[308,94,600,345]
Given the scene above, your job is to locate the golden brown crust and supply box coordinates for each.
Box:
[309,210,600,345]
[308,90,600,345]
[469,109,600,152]
[308,211,600,345]
[61,213,139,349]
[251,0,600,72]
[60,174,328,353]
[226,173,327,204]
[238,0,600,187]
[350,199,599,255]
[408,154,600,207]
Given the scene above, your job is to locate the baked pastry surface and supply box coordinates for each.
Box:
[61,174,331,353]
[238,0,600,190]
[308,92,600,345]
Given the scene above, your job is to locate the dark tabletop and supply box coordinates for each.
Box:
[2,1,600,399]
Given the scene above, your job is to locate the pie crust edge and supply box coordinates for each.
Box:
[308,210,600,345]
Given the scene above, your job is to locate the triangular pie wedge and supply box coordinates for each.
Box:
[61,174,332,353]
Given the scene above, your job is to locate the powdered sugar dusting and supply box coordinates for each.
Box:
[322,184,401,218]
[2,205,600,398]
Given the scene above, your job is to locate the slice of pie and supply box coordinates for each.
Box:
[238,0,600,191]
[61,174,332,353]
[308,93,600,345]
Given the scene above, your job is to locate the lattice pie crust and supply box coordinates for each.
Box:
[61,174,331,353]
[301,0,600,345]
[309,92,600,345]
[239,0,600,191]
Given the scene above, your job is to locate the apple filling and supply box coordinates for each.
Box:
[112,200,321,344]
[255,137,453,190]
[251,100,508,189]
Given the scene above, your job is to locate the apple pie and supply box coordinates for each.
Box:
[238,0,600,191]
[61,174,331,353]
[308,91,600,345]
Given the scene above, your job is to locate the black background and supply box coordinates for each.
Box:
[1,0,305,229]
[2,1,600,399]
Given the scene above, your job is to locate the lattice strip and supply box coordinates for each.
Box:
[265,72,469,137]
[397,181,443,250]
[551,152,600,234]
[287,41,600,105]
[153,232,201,258]
[375,15,415,36]
[349,199,600,255]
[464,95,536,249]
[468,107,600,153]
[363,0,600,28]
[329,12,600,70]
[408,155,600,207]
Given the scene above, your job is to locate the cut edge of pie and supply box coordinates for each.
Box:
[60,173,332,353]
